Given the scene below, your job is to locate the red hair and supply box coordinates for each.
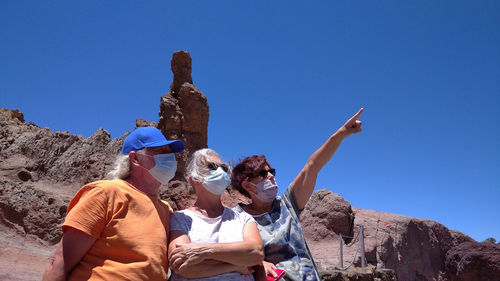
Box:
[231,155,271,198]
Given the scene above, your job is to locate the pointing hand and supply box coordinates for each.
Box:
[339,108,363,138]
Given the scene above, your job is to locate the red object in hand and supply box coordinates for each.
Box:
[266,268,286,281]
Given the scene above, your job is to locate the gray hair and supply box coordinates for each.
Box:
[106,154,131,179]
[185,148,230,189]
[106,148,146,179]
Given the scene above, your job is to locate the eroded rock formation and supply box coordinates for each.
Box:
[0,109,125,280]
[443,240,500,280]
[301,189,355,242]
[297,189,499,281]
[158,51,209,180]
[0,109,123,186]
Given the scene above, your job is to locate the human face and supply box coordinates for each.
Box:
[202,155,224,172]
[248,165,275,184]
[201,155,231,195]
[206,161,230,173]
[138,145,172,169]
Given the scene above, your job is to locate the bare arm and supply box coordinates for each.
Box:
[42,227,96,281]
[169,222,264,274]
[291,108,363,210]
[168,230,256,278]
[196,221,263,265]
[172,258,254,279]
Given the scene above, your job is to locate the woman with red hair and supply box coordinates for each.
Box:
[231,109,363,281]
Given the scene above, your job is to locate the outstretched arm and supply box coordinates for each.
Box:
[291,108,364,210]
[42,227,96,281]
[169,222,264,276]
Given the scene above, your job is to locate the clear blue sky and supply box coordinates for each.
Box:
[1,1,499,242]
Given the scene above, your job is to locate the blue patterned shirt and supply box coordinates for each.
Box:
[233,185,321,281]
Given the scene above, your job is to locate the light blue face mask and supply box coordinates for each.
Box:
[147,153,177,185]
[202,167,231,195]
[250,178,278,202]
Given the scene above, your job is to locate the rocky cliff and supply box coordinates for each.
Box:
[1,51,498,281]
[301,190,500,280]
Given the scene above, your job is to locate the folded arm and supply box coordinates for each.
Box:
[171,258,254,279]
[168,222,264,277]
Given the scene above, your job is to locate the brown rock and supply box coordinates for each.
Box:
[170,51,193,94]
[443,241,500,280]
[319,266,397,281]
[0,224,56,281]
[0,109,129,247]
[302,190,477,281]
[135,118,156,128]
[160,180,196,211]
[9,109,25,123]
[0,109,123,187]
[0,180,69,244]
[221,189,251,208]
[301,189,355,242]
[158,51,209,179]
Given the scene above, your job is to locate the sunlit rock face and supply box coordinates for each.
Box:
[0,108,125,281]
[299,188,490,280]
[158,51,209,180]
[443,240,500,281]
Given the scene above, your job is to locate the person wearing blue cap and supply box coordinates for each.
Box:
[43,127,185,281]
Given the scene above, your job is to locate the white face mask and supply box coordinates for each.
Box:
[202,167,231,195]
[142,153,177,185]
[250,178,278,202]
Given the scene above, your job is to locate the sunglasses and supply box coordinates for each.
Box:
[206,162,230,173]
[250,168,276,178]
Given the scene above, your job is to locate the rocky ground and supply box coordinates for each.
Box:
[0,225,56,281]
[319,266,397,281]
[1,51,499,281]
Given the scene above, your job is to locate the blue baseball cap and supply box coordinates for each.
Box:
[121,127,185,155]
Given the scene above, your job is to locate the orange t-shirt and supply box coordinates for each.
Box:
[62,179,172,281]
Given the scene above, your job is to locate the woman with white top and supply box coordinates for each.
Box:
[168,148,264,281]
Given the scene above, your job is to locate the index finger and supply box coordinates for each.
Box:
[170,246,184,256]
[266,267,277,277]
[348,108,364,122]
[169,255,182,269]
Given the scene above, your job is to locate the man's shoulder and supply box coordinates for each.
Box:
[83,179,132,193]
[89,179,128,189]
[72,179,129,201]
[90,180,173,212]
